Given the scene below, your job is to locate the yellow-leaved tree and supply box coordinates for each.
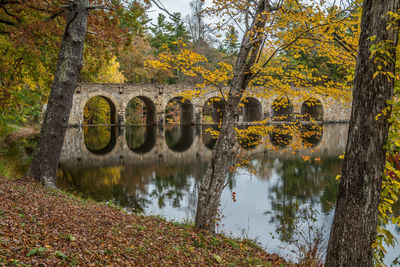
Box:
[147,0,357,228]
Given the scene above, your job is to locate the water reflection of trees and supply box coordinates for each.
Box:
[266,157,342,239]
[65,123,351,241]
[58,160,208,215]
[150,163,207,210]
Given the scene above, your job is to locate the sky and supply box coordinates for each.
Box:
[148,0,192,21]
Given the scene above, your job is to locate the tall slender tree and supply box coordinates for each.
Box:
[28,0,90,187]
[325,0,400,266]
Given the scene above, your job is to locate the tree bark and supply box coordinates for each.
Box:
[325,0,400,266]
[27,0,89,187]
[194,0,269,231]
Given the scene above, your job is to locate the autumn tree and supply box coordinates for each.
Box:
[0,0,127,133]
[27,0,131,186]
[325,0,400,266]
[147,0,356,231]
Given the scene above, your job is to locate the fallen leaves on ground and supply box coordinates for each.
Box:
[0,176,289,266]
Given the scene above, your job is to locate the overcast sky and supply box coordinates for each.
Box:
[148,0,192,21]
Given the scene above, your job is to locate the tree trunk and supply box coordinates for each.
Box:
[194,0,269,231]
[325,0,400,266]
[27,0,89,187]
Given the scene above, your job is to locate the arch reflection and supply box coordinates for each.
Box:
[270,124,293,148]
[300,123,323,148]
[202,125,220,150]
[237,125,262,150]
[126,125,156,154]
[84,125,117,155]
[165,125,194,152]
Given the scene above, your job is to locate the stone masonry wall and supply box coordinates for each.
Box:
[68,83,351,125]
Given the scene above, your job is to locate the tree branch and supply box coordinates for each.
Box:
[150,0,179,20]
[45,9,66,21]
[0,18,15,26]
[2,6,21,23]
[87,4,114,11]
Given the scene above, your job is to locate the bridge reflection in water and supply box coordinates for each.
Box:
[62,123,348,169]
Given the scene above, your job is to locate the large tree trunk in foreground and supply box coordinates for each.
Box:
[325,0,400,266]
[194,0,269,231]
[28,0,89,187]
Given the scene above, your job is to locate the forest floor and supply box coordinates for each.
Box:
[0,176,290,266]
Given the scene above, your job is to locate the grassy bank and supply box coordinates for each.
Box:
[0,176,289,266]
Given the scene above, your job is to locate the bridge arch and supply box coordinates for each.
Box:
[83,95,117,125]
[239,97,262,122]
[301,98,324,121]
[125,96,157,125]
[165,97,194,125]
[272,97,294,121]
[203,97,226,124]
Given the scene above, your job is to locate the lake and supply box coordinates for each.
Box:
[54,123,399,264]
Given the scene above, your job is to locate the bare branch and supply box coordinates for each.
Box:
[332,32,357,58]
[87,4,114,11]
[2,6,21,23]
[0,18,15,26]
[150,0,179,20]
[45,9,65,21]
[87,30,98,35]
[28,4,53,14]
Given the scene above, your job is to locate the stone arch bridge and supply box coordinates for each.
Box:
[68,83,351,126]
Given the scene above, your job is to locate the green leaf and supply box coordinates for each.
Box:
[213,254,223,263]
[27,247,47,256]
[27,248,38,257]
[54,251,68,260]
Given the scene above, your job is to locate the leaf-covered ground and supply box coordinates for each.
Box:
[0,176,288,266]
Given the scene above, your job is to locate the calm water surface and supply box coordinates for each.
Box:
[54,124,399,264]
